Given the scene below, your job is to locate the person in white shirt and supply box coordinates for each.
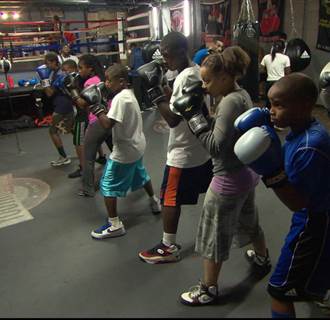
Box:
[319,61,330,117]
[88,63,161,239]
[58,44,79,65]
[260,40,291,108]
[137,31,213,264]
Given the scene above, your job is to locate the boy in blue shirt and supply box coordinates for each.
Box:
[234,73,330,318]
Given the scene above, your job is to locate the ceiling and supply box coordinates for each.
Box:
[0,0,162,9]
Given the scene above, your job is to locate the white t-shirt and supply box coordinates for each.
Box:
[261,53,291,81]
[321,61,330,75]
[107,89,146,163]
[168,64,211,168]
[58,54,79,65]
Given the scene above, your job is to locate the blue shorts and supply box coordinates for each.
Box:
[268,210,330,302]
[100,158,151,197]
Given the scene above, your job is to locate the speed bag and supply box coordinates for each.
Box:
[284,38,311,72]
[232,21,259,54]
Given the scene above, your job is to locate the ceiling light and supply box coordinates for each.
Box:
[12,12,19,19]
[1,12,8,20]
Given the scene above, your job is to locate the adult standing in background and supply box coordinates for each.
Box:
[260,40,291,109]
[58,44,79,65]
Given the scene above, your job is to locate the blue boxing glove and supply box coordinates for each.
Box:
[18,79,28,87]
[36,64,52,88]
[52,73,66,90]
[234,125,287,188]
[234,107,271,133]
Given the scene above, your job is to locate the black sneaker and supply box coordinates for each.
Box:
[95,155,107,165]
[68,167,82,179]
[245,248,271,278]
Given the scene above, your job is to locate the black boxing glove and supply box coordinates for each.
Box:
[63,72,81,100]
[80,83,107,117]
[173,81,209,136]
[137,60,167,105]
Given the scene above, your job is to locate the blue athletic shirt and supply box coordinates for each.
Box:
[284,119,330,213]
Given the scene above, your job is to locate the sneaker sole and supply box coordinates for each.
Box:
[138,253,181,264]
[91,229,126,239]
[51,161,71,167]
[180,296,218,306]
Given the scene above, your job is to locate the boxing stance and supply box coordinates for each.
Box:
[137,31,213,264]
[234,73,330,318]
[36,52,74,167]
[173,47,270,306]
[80,64,161,239]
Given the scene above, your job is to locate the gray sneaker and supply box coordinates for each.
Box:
[50,156,71,167]
[180,281,219,306]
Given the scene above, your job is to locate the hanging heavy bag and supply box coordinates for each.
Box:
[284,38,311,72]
[233,21,259,55]
[233,21,260,102]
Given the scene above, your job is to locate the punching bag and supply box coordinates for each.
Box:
[232,1,260,102]
[284,38,312,72]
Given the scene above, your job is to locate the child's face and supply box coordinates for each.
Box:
[201,67,223,97]
[200,66,229,98]
[61,64,76,74]
[45,59,58,71]
[78,62,93,79]
[160,46,181,71]
[105,75,123,95]
[268,84,310,128]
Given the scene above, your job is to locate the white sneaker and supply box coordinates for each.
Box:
[91,221,126,239]
[50,156,71,167]
[149,196,161,214]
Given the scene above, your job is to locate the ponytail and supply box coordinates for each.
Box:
[202,46,250,79]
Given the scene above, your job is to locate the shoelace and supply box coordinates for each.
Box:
[95,222,111,232]
[189,283,206,298]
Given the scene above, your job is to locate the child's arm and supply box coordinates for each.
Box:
[157,101,182,128]
[271,184,308,212]
[97,113,116,130]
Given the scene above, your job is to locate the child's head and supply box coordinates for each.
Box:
[268,73,318,129]
[44,52,59,70]
[270,40,285,60]
[160,31,189,71]
[61,59,78,74]
[78,54,105,81]
[200,46,250,97]
[105,63,128,95]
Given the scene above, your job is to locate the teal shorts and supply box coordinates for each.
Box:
[100,157,151,197]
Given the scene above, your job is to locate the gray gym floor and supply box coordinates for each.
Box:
[0,107,329,318]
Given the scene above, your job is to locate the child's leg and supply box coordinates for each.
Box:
[203,258,222,287]
[271,298,296,318]
[104,196,117,218]
[143,179,154,197]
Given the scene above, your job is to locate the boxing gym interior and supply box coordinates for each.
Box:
[0,0,329,318]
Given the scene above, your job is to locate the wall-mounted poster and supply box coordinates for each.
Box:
[317,0,330,52]
[201,0,231,46]
[258,0,284,42]
[170,2,184,34]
